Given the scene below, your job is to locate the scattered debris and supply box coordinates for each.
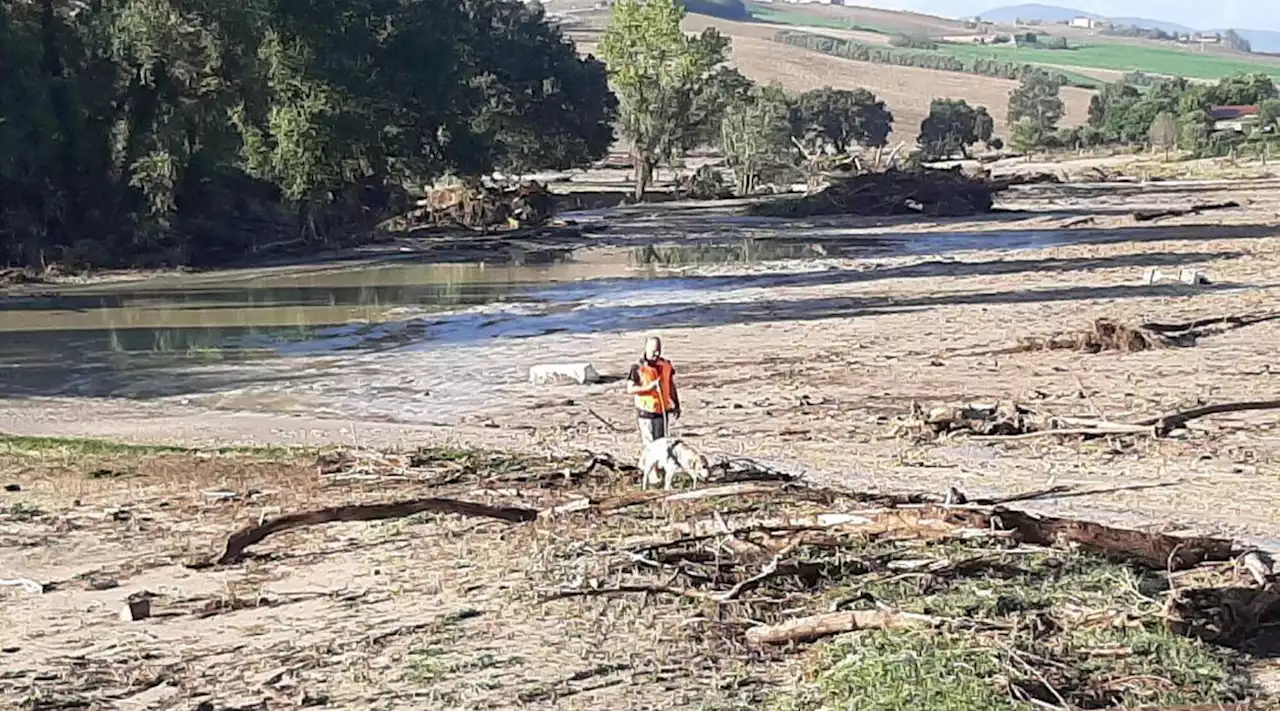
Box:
[906,397,1280,441]
[1000,313,1280,355]
[87,577,120,591]
[529,362,601,386]
[1144,267,1211,285]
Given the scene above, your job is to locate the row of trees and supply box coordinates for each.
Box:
[1,0,618,268]
[775,31,1094,89]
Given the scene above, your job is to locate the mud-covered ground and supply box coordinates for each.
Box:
[2,176,1278,549]
[3,441,1275,711]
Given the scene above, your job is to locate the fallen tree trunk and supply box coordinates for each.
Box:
[746,608,940,645]
[954,508,1235,571]
[200,498,539,566]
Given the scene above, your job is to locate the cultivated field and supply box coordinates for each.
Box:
[729,2,1280,81]
[571,13,1094,143]
[747,1,971,37]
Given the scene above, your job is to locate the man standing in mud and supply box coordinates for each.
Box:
[627,336,681,446]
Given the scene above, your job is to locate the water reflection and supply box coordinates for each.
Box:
[630,239,827,266]
[0,239,843,397]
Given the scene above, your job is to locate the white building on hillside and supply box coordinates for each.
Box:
[1069,16,1100,29]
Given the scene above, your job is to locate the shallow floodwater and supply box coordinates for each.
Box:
[0,239,832,397]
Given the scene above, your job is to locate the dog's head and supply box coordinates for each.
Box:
[689,454,711,481]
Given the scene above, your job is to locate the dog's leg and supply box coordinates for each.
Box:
[664,465,675,491]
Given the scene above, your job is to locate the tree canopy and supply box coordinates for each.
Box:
[600,0,731,200]
[0,0,616,268]
[790,87,894,156]
[918,99,990,160]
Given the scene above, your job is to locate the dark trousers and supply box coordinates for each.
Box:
[637,413,667,445]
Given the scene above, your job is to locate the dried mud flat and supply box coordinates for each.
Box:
[4,442,1280,711]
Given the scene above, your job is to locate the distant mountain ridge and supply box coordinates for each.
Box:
[976,4,1280,52]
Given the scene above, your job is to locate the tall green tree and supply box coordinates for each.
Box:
[1208,72,1277,107]
[789,86,893,156]
[599,0,730,200]
[718,83,791,196]
[1,0,616,268]
[1007,69,1065,148]
[918,99,984,160]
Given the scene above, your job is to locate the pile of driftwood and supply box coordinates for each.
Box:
[987,314,1280,355]
[751,167,999,218]
[404,181,555,231]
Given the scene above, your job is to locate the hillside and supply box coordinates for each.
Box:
[978,3,1098,24]
[980,3,1280,53]
[570,12,1092,144]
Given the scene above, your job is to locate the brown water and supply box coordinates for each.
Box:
[0,240,833,398]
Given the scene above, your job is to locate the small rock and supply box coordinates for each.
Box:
[120,598,151,622]
[3,484,20,492]
[88,577,120,591]
[528,362,600,386]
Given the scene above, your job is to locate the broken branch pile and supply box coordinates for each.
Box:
[750,167,999,218]
[1011,313,1280,354]
[400,181,555,230]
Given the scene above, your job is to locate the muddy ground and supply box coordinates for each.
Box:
[2,442,1277,711]
[2,174,1278,548]
[3,168,1280,709]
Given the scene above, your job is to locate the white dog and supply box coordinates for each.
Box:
[638,437,710,490]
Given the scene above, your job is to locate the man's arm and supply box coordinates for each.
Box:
[626,364,658,394]
[669,368,681,415]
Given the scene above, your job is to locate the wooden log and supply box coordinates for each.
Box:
[953,508,1234,571]
[1133,399,1280,436]
[1133,201,1239,222]
[201,498,539,566]
[746,608,940,645]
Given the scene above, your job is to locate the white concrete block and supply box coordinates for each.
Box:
[529,363,600,386]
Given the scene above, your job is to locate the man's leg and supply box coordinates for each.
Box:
[638,415,659,446]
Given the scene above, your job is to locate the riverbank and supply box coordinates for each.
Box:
[1,174,1279,550]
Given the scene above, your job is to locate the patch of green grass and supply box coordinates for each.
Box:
[748,5,885,34]
[936,40,1280,82]
[770,540,1251,710]
[0,433,309,459]
[768,630,1022,711]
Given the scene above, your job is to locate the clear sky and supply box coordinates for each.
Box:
[853,0,1280,33]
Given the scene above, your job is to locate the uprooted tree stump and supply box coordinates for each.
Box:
[1009,312,1280,355]
[1016,318,1176,353]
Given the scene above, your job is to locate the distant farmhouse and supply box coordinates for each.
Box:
[1209,105,1260,132]
[1068,16,1101,29]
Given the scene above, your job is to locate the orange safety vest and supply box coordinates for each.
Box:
[634,358,676,414]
